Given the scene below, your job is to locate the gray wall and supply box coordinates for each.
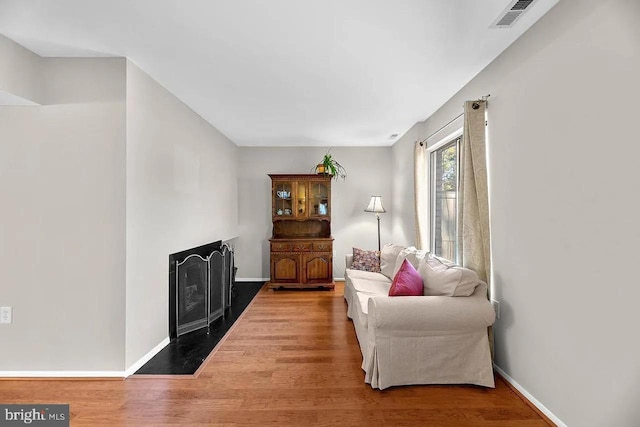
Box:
[125,61,239,367]
[0,44,240,372]
[235,147,392,280]
[0,34,42,103]
[393,0,640,425]
[0,56,127,371]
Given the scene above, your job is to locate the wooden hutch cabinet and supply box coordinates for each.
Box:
[268,174,334,290]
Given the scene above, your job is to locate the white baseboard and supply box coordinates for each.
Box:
[334,278,345,282]
[494,364,566,427]
[0,370,125,378]
[124,337,170,377]
[0,337,170,379]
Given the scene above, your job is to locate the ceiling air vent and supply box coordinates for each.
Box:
[491,0,537,28]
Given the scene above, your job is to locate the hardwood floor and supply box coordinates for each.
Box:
[0,283,551,426]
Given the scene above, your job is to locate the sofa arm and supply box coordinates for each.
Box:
[345,254,353,269]
[368,284,495,333]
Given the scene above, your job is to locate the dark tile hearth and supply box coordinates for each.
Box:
[135,281,264,375]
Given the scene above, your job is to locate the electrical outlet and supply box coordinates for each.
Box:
[0,307,12,324]
[491,300,500,320]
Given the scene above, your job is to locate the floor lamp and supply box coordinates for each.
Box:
[364,196,386,251]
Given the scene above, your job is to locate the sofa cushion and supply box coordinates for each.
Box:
[380,243,405,279]
[389,259,424,296]
[418,255,479,297]
[349,277,392,295]
[345,269,391,283]
[351,247,381,272]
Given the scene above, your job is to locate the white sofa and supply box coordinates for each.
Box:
[344,246,496,390]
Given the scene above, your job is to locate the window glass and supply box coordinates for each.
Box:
[430,138,459,262]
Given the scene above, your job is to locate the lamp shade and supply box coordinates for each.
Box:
[364,196,386,213]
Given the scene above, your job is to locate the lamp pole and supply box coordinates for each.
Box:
[376,212,381,252]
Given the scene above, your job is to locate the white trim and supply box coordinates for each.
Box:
[494,364,567,427]
[124,337,170,377]
[425,114,464,149]
[426,127,463,154]
[485,108,495,298]
[334,278,345,282]
[0,370,125,378]
[427,128,463,262]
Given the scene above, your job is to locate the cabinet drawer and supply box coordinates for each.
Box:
[292,242,313,252]
[313,242,332,252]
[271,242,292,252]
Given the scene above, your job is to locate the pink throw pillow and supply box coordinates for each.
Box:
[388,259,424,296]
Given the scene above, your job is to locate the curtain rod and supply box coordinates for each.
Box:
[418,94,490,146]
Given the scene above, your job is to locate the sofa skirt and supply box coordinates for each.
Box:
[363,328,495,390]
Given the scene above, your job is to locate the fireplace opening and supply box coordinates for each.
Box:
[169,240,235,339]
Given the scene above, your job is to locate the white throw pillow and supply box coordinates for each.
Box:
[418,255,479,297]
[392,247,428,277]
[380,243,405,279]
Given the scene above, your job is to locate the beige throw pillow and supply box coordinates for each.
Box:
[418,255,479,297]
[380,243,405,279]
[392,247,428,277]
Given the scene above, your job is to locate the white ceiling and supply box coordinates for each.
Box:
[0,0,558,146]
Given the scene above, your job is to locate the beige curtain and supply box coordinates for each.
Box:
[458,100,491,288]
[414,142,429,250]
[459,99,493,359]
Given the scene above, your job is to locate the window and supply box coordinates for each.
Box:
[430,137,460,263]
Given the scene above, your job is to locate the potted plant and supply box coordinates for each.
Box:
[313,149,347,181]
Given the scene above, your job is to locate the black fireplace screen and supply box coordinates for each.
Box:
[209,251,224,324]
[171,243,235,338]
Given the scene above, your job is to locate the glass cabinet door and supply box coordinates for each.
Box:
[309,181,330,217]
[273,181,294,217]
[295,181,307,217]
